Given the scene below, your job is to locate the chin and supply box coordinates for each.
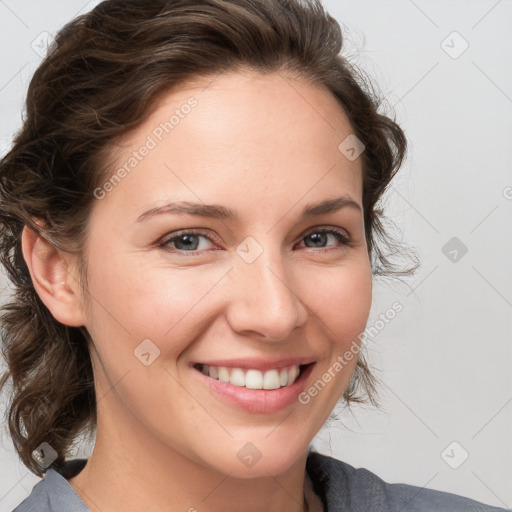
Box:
[196,436,310,479]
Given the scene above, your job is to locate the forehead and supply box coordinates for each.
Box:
[93,69,363,225]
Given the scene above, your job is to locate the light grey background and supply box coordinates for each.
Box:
[0,0,511,510]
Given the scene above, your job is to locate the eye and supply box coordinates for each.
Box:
[158,230,216,255]
[297,227,352,251]
[158,226,352,256]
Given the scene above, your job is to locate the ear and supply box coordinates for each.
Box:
[21,221,87,327]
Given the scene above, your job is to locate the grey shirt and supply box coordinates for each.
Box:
[12,451,510,512]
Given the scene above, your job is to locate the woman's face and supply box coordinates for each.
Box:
[79,69,372,477]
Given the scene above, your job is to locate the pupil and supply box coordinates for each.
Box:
[176,235,198,250]
[308,232,326,247]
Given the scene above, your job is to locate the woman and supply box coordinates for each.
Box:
[0,1,507,511]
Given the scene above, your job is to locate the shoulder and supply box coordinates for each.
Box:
[306,450,510,512]
[11,460,89,512]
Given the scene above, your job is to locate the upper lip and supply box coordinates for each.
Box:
[193,357,316,372]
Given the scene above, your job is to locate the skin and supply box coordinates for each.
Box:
[22,68,372,512]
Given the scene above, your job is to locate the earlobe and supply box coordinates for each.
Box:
[21,222,86,327]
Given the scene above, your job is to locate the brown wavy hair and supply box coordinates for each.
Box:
[0,0,417,476]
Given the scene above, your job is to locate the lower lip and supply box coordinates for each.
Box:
[193,364,315,413]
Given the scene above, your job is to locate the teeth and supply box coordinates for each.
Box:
[209,366,219,379]
[262,369,280,390]
[245,369,263,389]
[230,368,245,387]
[287,365,300,386]
[200,364,303,390]
[218,367,230,383]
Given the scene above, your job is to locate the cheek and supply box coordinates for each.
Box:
[292,260,372,434]
[85,249,229,356]
[82,255,221,443]
[303,259,373,346]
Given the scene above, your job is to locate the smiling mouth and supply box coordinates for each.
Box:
[193,363,312,390]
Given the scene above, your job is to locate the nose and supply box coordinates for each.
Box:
[225,246,308,341]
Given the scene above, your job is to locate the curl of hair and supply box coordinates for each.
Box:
[0,0,418,476]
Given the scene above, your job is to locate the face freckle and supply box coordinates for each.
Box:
[81,69,373,478]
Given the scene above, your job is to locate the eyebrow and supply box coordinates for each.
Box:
[135,195,362,223]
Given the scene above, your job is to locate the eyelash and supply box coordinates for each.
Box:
[157,227,353,256]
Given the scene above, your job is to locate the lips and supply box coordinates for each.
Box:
[191,360,316,413]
